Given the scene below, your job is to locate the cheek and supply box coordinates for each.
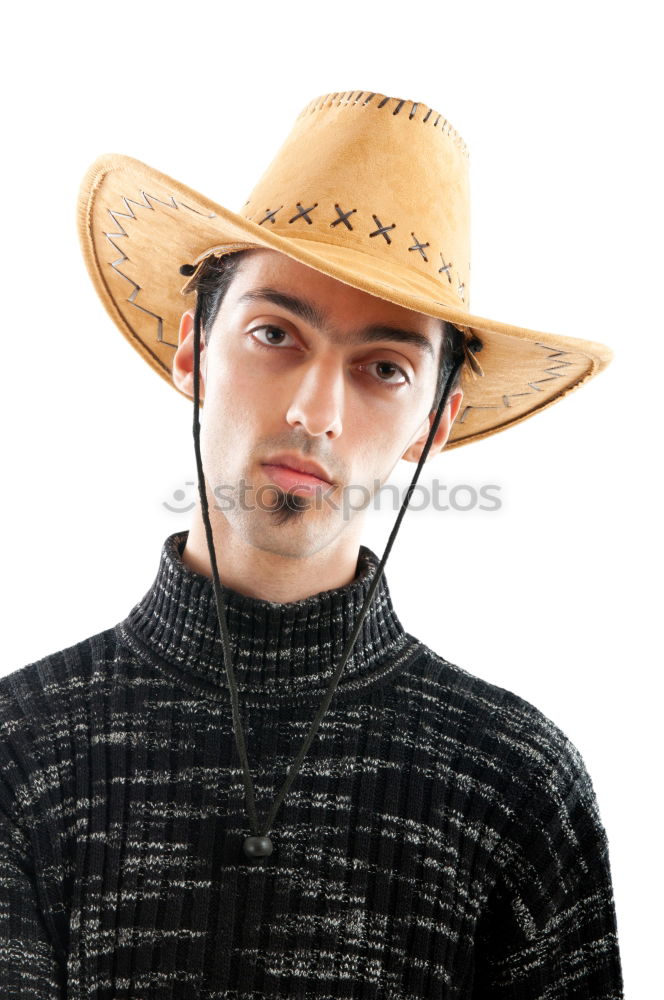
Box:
[204,347,259,418]
[355,401,429,482]
[345,413,403,483]
[200,365,259,458]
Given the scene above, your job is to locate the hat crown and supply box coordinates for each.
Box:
[241,91,471,310]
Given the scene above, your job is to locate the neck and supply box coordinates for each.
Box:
[120,529,418,707]
[182,498,365,604]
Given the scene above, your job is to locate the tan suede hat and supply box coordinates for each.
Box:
[77,88,613,450]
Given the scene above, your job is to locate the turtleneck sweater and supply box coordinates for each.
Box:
[0,530,624,998]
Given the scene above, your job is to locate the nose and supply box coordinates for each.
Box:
[285,359,344,439]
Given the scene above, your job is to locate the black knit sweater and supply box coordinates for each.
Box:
[0,530,624,998]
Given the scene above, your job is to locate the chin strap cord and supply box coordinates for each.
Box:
[190,296,466,858]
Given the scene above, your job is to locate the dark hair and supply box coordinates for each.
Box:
[182,250,469,412]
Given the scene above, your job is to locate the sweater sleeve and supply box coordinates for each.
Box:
[0,664,68,998]
[472,761,624,999]
[0,786,65,997]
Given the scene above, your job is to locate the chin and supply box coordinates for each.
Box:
[239,507,344,560]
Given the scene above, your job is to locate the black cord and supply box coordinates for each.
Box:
[191,304,465,838]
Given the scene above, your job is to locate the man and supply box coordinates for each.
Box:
[173,248,464,598]
[1,90,623,996]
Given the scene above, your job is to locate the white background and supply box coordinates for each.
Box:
[1,1,660,993]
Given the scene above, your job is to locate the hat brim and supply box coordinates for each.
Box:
[78,153,613,450]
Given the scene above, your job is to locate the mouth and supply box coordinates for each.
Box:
[261,454,334,493]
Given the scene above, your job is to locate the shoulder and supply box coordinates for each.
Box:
[411,642,592,804]
[0,626,121,753]
[412,645,611,921]
[404,650,619,952]
[0,626,127,837]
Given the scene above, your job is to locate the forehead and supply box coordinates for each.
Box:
[228,248,441,338]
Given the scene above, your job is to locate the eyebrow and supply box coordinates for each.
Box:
[235,287,436,361]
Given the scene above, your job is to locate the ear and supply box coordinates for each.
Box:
[401,387,464,463]
[172,308,207,401]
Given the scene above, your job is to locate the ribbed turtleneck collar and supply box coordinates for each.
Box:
[119,531,420,707]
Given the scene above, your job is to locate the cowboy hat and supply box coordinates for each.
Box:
[77,88,613,449]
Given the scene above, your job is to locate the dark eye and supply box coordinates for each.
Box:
[250,325,295,348]
[363,360,409,387]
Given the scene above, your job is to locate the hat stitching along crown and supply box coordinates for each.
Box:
[248,201,467,305]
[299,91,469,158]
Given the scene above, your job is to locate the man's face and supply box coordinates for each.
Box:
[174,248,462,558]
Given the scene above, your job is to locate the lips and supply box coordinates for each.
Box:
[261,465,331,494]
[262,453,333,485]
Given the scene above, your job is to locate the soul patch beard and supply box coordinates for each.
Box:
[266,485,312,527]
